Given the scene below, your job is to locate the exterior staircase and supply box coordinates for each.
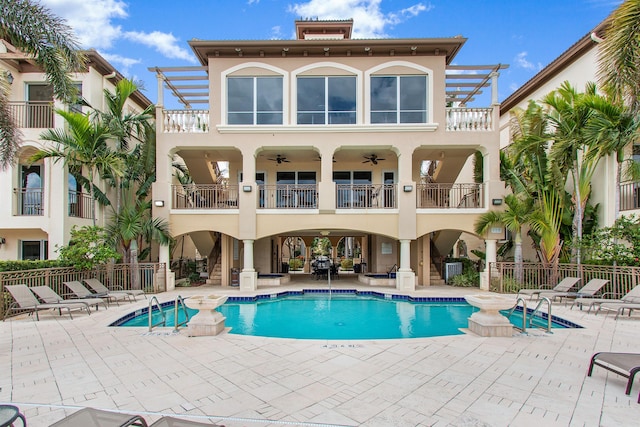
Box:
[430,261,446,285]
[206,255,222,285]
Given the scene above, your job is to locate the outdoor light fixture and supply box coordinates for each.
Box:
[243,185,252,192]
[403,185,413,192]
[154,200,165,207]
[0,237,5,244]
[492,198,503,206]
[6,71,13,85]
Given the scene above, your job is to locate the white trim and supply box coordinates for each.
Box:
[216,123,438,133]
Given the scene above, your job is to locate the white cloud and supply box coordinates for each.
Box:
[271,25,283,39]
[99,52,141,75]
[123,31,196,63]
[289,0,432,38]
[514,51,542,71]
[41,0,128,49]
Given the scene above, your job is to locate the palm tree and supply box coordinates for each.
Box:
[0,0,84,168]
[598,0,640,114]
[475,194,533,283]
[30,110,123,226]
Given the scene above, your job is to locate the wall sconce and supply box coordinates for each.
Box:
[153,200,165,207]
[492,198,503,206]
[0,237,5,244]
[403,185,413,193]
[6,71,13,85]
[243,185,252,192]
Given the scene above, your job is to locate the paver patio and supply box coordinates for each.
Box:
[1,276,639,426]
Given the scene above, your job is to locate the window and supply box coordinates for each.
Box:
[371,75,427,123]
[20,240,48,260]
[27,83,54,128]
[69,83,83,114]
[633,144,640,163]
[297,76,356,124]
[333,171,372,208]
[227,77,283,124]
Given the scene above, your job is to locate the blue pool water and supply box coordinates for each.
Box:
[112,291,579,339]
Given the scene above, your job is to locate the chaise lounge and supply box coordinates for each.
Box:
[84,278,145,300]
[587,352,640,403]
[31,285,107,312]
[539,278,609,304]
[63,280,131,306]
[50,407,148,426]
[3,284,89,321]
[573,284,640,312]
[517,276,580,300]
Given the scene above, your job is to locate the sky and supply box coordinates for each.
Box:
[39,0,622,108]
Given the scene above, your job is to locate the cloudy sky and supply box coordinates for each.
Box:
[39,0,620,107]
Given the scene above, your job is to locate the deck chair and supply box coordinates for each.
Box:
[540,278,609,304]
[50,407,148,426]
[3,284,87,321]
[84,278,145,300]
[573,284,640,312]
[597,299,640,319]
[517,276,580,300]
[150,416,225,427]
[31,285,107,312]
[587,352,640,402]
[64,280,130,306]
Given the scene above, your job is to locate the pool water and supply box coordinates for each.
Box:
[114,292,576,339]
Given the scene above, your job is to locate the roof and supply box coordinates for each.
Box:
[499,20,607,114]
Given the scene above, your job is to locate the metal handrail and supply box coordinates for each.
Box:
[507,297,528,334]
[148,296,166,331]
[173,295,190,332]
[528,297,553,333]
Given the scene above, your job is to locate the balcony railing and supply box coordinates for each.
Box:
[258,184,318,209]
[336,184,396,209]
[14,187,43,216]
[417,183,484,208]
[162,110,209,133]
[68,191,93,219]
[8,101,54,128]
[172,184,238,209]
[445,107,493,131]
[620,181,640,211]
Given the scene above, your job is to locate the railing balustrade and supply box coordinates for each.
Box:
[68,190,93,219]
[172,184,239,209]
[489,262,640,297]
[620,181,640,211]
[336,184,396,209]
[8,101,54,128]
[445,107,493,131]
[162,110,209,133]
[14,187,44,216]
[258,184,318,209]
[416,183,483,208]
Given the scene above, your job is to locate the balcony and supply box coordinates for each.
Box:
[172,184,239,209]
[15,187,43,216]
[68,191,93,219]
[258,185,317,209]
[8,102,54,128]
[162,110,209,133]
[620,181,640,211]
[417,183,484,208]
[445,107,493,131]
[336,184,396,209]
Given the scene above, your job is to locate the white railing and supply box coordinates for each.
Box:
[8,102,54,128]
[172,184,238,209]
[162,110,209,133]
[336,184,396,209]
[416,183,484,208]
[445,107,493,131]
[258,184,318,209]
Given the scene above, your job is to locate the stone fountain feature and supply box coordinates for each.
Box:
[464,294,515,337]
[184,294,228,337]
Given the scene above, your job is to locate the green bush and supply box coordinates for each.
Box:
[450,271,480,287]
[0,259,68,272]
[289,258,303,270]
[340,258,354,270]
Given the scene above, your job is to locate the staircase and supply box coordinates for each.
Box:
[206,255,222,285]
[430,261,446,285]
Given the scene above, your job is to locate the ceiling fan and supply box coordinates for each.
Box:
[268,154,290,164]
[362,154,385,165]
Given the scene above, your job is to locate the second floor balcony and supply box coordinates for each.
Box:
[8,101,54,128]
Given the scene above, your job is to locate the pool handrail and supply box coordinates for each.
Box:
[148,296,166,332]
[173,295,189,332]
[528,296,553,333]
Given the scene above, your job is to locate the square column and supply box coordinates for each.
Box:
[240,239,258,291]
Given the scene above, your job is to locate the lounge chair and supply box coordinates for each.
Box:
[540,278,609,304]
[3,284,88,321]
[518,277,580,300]
[31,285,107,312]
[597,300,640,319]
[84,278,145,300]
[150,416,225,427]
[64,280,131,306]
[50,407,148,426]
[587,352,640,402]
[573,284,640,312]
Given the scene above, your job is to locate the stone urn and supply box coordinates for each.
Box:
[184,295,228,337]
[465,294,515,337]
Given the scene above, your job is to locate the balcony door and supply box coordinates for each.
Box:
[333,171,372,208]
[276,171,316,208]
[20,164,43,215]
[26,83,54,128]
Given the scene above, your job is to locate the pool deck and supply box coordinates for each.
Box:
[1,275,640,426]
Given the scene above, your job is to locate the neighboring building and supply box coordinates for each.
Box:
[0,42,152,261]
[499,19,640,248]
[151,19,508,291]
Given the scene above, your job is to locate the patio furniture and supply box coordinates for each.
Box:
[573,284,640,312]
[0,404,26,427]
[517,277,580,300]
[84,278,145,300]
[150,416,225,426]
[597,300,640,319]
[50,407,148,426]
[3,284,88,321]
[31,285,107,312]
[540,278,609,304]
[63,280,130,306]
[587,352,640,402]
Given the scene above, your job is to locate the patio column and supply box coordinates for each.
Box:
[240,239,257,291]
[158,244,174,292]
[397,239,415,291]
[480,239,497,291]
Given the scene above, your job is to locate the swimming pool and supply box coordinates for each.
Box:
[112,290,580,339]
